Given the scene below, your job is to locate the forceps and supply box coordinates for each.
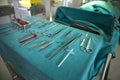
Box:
[80,33,93,53]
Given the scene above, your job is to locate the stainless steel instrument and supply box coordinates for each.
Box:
[29,40,49,50]
[80,32,88,51]
[57,49,74,67]
[45,23,59,31]
[62,30,73,38]
[45,33,82,60]
[50,27,67,37]
[40,41,54,50]
[80,33,93,53]
[86,38,93,53]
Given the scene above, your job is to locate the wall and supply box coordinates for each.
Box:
[42,0,82,20]
[0,0,8,5]
[0,0,11,24]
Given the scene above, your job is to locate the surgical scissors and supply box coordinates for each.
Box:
[80,33,93,53]
[85,38,93,53]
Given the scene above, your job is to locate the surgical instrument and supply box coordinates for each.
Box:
[21,33,46,46]
[40,41,54,50]
[71,23,99,35]
[17,30,35,41]
[29,40,49,50]
[80,33,88,51]
[80,33,93,53]
[38,22,53,28]
[85,38,93,53]
[45,33,82,60]
[45,23,59,31]
[57,49,74,67]
[50,27,67,37]
[62,30,73,38]
[40,23,60,37]
[20,33,37,43]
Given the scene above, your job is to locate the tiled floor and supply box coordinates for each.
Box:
[0,56,12,80]
[0,56,25,80]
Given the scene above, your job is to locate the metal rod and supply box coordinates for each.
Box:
[50,0,53,21]
[100,53,112,80]
[45,33,82,60]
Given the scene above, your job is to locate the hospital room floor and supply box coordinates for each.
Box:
[0,44,120,80]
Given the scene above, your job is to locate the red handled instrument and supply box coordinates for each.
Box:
[20,33,37,43]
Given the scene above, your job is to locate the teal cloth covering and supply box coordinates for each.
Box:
[79,1,120,47]
[0,16,116,80]
[80,1,120,18]
[55,6,114,42]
